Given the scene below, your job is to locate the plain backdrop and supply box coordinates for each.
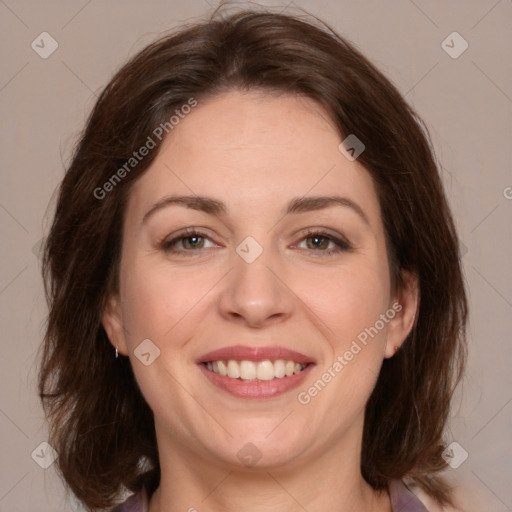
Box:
[0,1,511,511]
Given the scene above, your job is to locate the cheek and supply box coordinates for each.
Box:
[119,255,219,348]
[303,276,390,411]
[306,263,390,346]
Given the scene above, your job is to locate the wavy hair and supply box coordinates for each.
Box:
[38,7,468,511]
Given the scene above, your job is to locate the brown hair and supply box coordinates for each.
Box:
[38,7,468,511]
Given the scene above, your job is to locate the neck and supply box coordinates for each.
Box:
[148,426,392,512]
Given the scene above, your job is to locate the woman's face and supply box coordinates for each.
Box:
[103,90,416,471]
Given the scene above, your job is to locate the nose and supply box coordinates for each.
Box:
[217,239,294,328]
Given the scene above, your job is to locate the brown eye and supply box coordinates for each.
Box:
[297,230,352,255]
[305,234,330,250]
[180,235,205,250]
[161,229,215,254]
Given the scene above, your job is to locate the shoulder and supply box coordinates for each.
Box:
[390,479,430,511]
[404,480,483,512]
[409,486,454,512]
[111,486,149,512]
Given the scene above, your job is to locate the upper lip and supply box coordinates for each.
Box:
[197,345,316,365]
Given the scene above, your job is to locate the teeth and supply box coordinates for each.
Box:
[217,360,227,376]
[256,360,274,381]
[274,359,285,378]
[240,360,257,380]
[227,360,240,379]
[205,359,308,381]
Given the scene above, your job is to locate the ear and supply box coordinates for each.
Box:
[384,269,420,359]
[101,294,128,356]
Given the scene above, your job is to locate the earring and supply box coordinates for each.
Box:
[115,346,119,358]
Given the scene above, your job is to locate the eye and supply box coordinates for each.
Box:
[160,227,352,257]
[160,228,217,255]
[296,229,352,255]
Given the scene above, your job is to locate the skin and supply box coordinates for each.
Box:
[102,90,419,512]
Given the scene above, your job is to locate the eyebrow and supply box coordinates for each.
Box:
[141,194,370,226]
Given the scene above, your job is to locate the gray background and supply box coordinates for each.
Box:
[0,1,511,511]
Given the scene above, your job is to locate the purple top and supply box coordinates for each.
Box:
[112,479,428,511]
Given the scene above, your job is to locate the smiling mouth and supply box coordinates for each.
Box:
[202,359,312,381]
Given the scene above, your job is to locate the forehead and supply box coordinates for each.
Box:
[125,91,382,229]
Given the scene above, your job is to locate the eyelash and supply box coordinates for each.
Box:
[160,227,352,256]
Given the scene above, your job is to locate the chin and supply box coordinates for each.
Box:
[214,428,309,469]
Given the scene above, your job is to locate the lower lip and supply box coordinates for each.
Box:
[198,363,315,399]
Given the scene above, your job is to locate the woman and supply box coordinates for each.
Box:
[38,7,468,512]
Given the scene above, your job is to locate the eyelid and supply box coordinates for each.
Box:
[160,226,352,256]
[293,227,352,252]
[160,227,218,251]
